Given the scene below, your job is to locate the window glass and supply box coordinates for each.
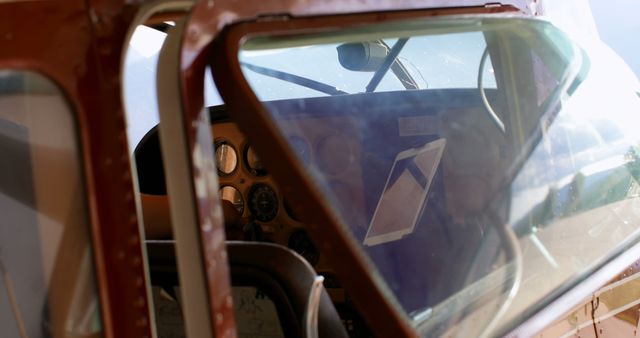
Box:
[399,32,497,89]
[0,71,101,337]
[124,25,223,152]
[240,32,496,101]
[124,25,166,152]
[237,17,640,337]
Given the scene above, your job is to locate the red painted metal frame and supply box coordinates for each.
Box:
[180,1,531,338]
[0,1,151,337]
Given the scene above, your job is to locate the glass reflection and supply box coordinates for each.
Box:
[215,142,238,175]
[0,71,101,337]
[245,146,266,176]
[239,16,640,337]
[220,186,244,214]
[316,133,354,175]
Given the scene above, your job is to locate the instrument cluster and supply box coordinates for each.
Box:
[211,112,367,277]
[212,121,323,267]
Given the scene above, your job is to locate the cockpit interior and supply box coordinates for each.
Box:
[130,13,640,338]
[135,84,518,337]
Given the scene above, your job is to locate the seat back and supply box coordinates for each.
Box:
[147,241,349,338]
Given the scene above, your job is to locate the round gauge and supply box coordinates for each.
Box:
[248,183,279,222]
[214,141,238,175]
[316,133,354,175]
[288,135,311,165]
[288,230,320,266]
[219,186,244,215]
[245,145,267,176]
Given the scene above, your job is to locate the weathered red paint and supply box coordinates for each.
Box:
[0,1,151,337]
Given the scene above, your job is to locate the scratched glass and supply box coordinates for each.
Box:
[238,16,640,337]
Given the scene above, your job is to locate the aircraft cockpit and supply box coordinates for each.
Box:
[128,14,640,338]
[3,1,640,338]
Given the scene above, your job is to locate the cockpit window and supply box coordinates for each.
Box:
[240,32,496,101]
[124,25,223,152]
[0,70,101,338]
[236,16,640,337]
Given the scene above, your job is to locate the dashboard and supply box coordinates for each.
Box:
[135,107,345,271]
[136,106,372,336]
[209,107,368,294]
[212,118,328,268]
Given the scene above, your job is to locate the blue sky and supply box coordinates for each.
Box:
[589,0,640,77]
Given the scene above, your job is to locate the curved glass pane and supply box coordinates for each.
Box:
[0,71,101,337]
[238,16,640,337]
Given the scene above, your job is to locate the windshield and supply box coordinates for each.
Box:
[240,31,496,100]
[237,16,640,337]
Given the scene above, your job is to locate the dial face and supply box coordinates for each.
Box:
[219,186,244,214]
[215,142,238,175]
[245,145,267,176]
[248,183,279,222]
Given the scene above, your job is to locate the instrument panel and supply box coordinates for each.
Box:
[211,116,371,336]
[212,121,328,269]
[137,109,372,337]
[134,106,365,276]
[211,111,370,278]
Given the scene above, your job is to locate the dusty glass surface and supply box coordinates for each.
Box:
[215,143,238,175]
[0,71,102,337]
[237,16,640,337]
[220,186,244,214]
